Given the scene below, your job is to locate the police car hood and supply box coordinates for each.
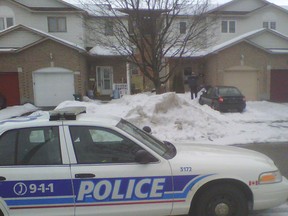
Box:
[171,142,275,167]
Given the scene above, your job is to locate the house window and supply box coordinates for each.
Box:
[270,22,276,30]
[48,17,67,32]
[221,20,236,33]
[130,63,139,75]
[263,21,269,29]
[105,20,114,36]
[180,22,187,34]
[263,21,276,30]
[0,17,14,31]
[183,67,192,83]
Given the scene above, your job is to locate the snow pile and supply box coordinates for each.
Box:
[0,103,38,121]
[53,92,288,145]
[1,92,288,145]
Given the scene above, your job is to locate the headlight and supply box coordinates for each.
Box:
[259,171,282,184]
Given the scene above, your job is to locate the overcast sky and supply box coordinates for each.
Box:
[65,0,288,6]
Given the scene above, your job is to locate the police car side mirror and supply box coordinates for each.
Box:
[135,150,156,164]
[142,126,152,134]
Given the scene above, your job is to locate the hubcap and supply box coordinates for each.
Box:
[214,203,230,216]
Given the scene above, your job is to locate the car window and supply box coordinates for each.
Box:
[0,127,62,166]
[219,87,241,96]
[69,126,143,164]
[206,88,214,96]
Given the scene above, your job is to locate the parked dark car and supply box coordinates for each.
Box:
[0,93,7,110]
[199,86,246,112]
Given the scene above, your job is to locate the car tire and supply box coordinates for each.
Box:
[199,98,204,105]
[238,108,244,113]
[192,184,248,216]
[211,103,219,111]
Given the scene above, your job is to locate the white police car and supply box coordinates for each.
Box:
[0,107,287,216]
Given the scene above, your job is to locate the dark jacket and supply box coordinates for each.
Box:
[187,75,198,87]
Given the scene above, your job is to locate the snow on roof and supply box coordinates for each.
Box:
[75,4,126,17]
[89,45,120,56]
[0,48,17,52]
[165,28,288,58]
[13,0,83,11]
[204,29,266,55]
[269,49,288,53]
[89,44,131,56]
[24,26,86,51]
[0,25,86,52]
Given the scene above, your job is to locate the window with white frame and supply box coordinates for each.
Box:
[180,21,187,34]
[48,17,67,32]
[221,20,236,33]
[0,17,14,31]
[263,21,276,30]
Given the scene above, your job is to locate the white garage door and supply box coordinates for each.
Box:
[223,70,258,101]
[33,68,75,107]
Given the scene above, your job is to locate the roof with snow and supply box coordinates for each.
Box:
[165,28,288,58]
[208,0,288,16]
[9,0,84,12]
[0,24,86,53]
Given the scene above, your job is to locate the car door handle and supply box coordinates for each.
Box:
[75,173,96,179]
[0,176,6,181]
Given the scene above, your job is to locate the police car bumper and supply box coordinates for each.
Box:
[253,176,288,210]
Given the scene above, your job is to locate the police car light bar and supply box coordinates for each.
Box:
[49,106,86,121]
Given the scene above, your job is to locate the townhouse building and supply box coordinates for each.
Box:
[0,0,87,106]
[0,0,288,107]
[169,0,288,101]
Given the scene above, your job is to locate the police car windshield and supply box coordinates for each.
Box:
[117,119,175,159]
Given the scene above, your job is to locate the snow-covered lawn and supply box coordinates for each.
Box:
[1,92,288,215]
[56,92,288,145]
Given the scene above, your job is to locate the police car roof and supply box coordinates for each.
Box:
[50,106,122,126]
[76,113,122,126]
[0,107,122,128]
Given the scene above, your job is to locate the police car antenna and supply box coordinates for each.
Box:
[49,106,86,121]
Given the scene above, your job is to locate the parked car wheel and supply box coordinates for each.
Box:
[199,97,204,105]
[211,102,219,111]
[238,108,244,113]
[193,184,248,216]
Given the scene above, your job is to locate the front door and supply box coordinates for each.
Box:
[96,66,113,95]
[64,125,173,216]
[0,72,20,106]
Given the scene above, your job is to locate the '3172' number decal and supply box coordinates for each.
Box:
[180,167,192,172]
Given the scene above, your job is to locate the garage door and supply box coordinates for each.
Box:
[223,70,258,101]
[33,68,75,107]
[271,69,288,102]
[0,72,20,106]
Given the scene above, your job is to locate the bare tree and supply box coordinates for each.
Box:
[81,0,216,93]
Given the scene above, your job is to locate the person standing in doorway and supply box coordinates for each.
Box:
[187,73,199,99]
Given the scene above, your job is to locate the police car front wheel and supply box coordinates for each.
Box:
[193,184,248,216]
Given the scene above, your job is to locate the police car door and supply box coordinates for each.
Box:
[65,125,173,216]
[0,123,74,216]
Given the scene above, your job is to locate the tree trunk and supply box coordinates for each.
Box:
[154,80,162,94]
